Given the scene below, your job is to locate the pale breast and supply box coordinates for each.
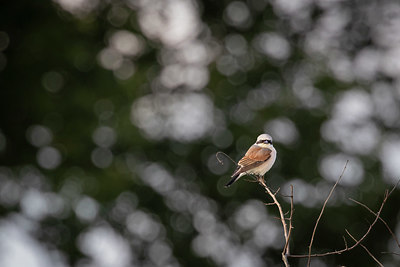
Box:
[247,147,276,176]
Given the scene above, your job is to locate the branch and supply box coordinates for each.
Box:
[289,186,391,258]
[349,197,400,249]
[283,185,294,256]
[258,176,290,267]
[216,152,293,265]
[342,236,348,249]
[306,160,349,266]
[345,229,384,267]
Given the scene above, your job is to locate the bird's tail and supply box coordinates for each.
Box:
[225,173,240,187]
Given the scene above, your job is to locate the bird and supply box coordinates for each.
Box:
[225,134,276,187]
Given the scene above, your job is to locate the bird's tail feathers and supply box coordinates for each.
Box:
[225,172,241,187]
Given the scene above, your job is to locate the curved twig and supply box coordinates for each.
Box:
[216,151,238,166]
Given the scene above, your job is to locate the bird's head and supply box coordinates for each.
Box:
[255,133,273,147]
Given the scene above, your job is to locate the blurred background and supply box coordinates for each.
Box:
[1,0,400,266]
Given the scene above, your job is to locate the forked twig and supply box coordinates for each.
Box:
[349,197,400,249]
[349,179,400,250]
[345,229,384,267]
[342,236,348,249]
[306,160,349,266]
[215,151,399,265]
[258,176,290,267]
[290,187,392,258]
[283,185,294,256]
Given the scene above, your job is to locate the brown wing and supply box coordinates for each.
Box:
[236,145,272,173]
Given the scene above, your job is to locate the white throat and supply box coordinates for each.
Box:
[256,143,273,149]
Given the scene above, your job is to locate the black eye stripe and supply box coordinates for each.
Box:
[257,139,272,144]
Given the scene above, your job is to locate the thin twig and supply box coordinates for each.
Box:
[345,229,384,267]
[283,185,294,256]
[349,179,400,250]
[290,187,391,258]
[274,187,281,196]
[258,176,290,267]
[349,197,400,249]
[216,151,237,166]
[306,160,349,266]
[284,210,290,216]
[342,236,348,249]
[388,179,400,195]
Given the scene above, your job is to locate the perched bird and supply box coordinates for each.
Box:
[226,134,276,187]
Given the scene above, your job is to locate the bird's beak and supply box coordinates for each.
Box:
[264,140,272,144]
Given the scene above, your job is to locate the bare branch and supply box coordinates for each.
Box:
[284,210,290,217]
[283,185,294,257]
[349,197,400,249]
[290,186,391,258]
[216,152,399,265]
[306,160,349,266]
[388,179,400,195]
[258,176,290,267]
[274,187,281,196]
[345,229,384,267]
[342,236,348,249]
[215,152,291,266]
